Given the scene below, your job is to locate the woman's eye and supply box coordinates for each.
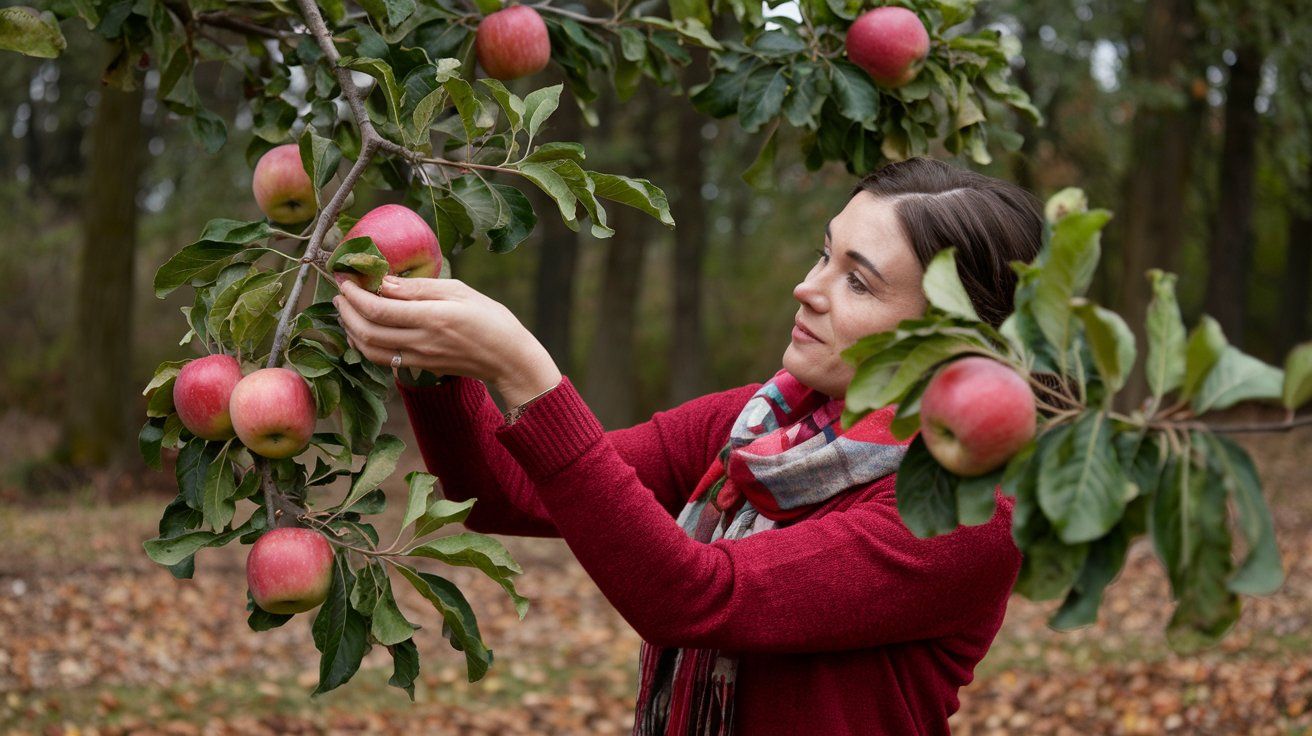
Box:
[846,273,869,294]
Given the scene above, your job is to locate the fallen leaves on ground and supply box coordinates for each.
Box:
[1,423,1308,734]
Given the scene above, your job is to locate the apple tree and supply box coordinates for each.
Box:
[7,0,1292,700]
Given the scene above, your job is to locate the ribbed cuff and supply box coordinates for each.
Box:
[396,375,494,440]
[494,376,604,481]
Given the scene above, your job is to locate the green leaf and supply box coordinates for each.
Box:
[849,335,987,413]
[143,512,261,566]
[478,78,525,131]
[248,593,293,631]
[829,61,879,127]
[312,553,369,695]
[1151,443,1241,653]
[1202,433,1283,596]
[741,125,778,190]
[387,639,420,700]
[738,66,787,134]
[449,174,510,232]
[1281,342,1312,410]
[0,7,66,58]
[228,274,285,350]
[922,248,980,322]
[1144,270,1186,400]
[371,571,418,646]
[394,564,493,681]
[327,236,389,293]
[188,108,227,154]
[487,184,537,253]
[1181,316,1227,400]
[524,141,585,164]
[338,434,405,511]
[1049,524,1129,630]
[1032,210,1112,355]
[414,498,478,539]
[154,242,243,299]
[1072,299,1136,394]
[518,162,578,226]
[407,532,529,618]
[340,57,404,129]
[201,445,237,531]
[443,76,490,141]
[1191,347,1283,414]
[402,472,436,530]
[139,419,165,470]
[1037,411,1133,544]
[175,440,218,510]
[782,63,824,129]
[957,469,1002,526]
[894,436,960,538]
[589,172,675,227]
[522,84,563,141]
[298,126,342,193]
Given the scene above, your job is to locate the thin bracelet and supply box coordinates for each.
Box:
[502,378,562,425]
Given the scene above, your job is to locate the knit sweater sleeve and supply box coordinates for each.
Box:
[494,378,1023,653]
[396,375,760,537]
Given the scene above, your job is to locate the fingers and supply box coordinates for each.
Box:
[338,279,432,328]
[379,275,470,302]
[335,293,424,353]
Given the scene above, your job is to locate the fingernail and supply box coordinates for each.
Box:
[383,275,401,285]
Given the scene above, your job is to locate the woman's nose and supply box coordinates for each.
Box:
[793,277,829,312]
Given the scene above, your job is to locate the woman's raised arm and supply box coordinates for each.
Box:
[397,375,760,536]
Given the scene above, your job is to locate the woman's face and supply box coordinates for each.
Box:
[783,192,930,399]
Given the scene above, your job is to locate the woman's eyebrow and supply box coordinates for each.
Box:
[826,219,890,285]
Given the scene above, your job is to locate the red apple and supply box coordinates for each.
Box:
[845,7,930,88]
[252,144,317,224]
[476,6,551,81]
[919,356,1036,477]
[229,367,317,459]
[334,204,442,289]
[246,527,335,614]
[173,354,244,441]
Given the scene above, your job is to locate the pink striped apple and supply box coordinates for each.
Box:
[246,527,335,614]
[173,354,244,441]
[476,6,551,81]
[229,367,317,459]
[919,356,1036,477]
[252,144,317,224]
[334,204,442,289]
[845,7,930,88]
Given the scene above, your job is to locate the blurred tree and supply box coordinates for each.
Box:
[668,60,711,404]
[61,45,145,467]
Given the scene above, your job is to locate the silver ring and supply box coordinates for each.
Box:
[391,351,403,370]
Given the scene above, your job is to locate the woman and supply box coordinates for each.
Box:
[334,157,1044,735]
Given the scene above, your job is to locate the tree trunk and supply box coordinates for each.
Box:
[668,69,711,404]
[1114,0,1204,406]
[1203,43,1263,346]
[1278,196,1312,353]
[61,72,146,467]
[583,88,658,428]
[532,96,582,374]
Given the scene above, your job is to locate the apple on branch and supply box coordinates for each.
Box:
[331,204,442,291]
[919,356,1037,477]
[845,7,930,88]
[173,354,244,441]
[475,5,552,81]
[246,527,335,615]
[252,144,318,225]
[229,367,317,459]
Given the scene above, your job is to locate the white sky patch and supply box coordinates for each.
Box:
[1090,40,1120,92]
[763,0,802,30]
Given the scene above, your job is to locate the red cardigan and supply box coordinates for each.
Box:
[398,375,1021,735]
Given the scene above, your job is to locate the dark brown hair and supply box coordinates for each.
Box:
[850,157,1043,327]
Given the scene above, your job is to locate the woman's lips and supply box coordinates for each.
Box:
[792,320,823,343]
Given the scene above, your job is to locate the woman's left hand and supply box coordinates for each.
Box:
[333,275,562,405]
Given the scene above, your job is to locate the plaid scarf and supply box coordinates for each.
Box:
[632,369,912,736]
